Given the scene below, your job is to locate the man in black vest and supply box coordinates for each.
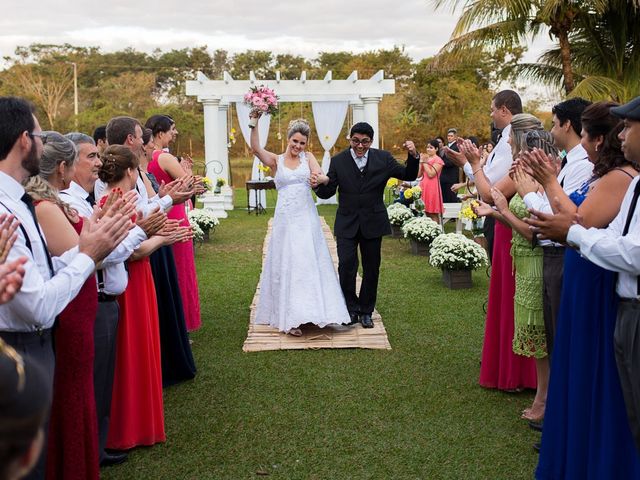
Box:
[311,122,419,328]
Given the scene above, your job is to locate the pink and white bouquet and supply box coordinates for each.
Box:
[245,85,279,127]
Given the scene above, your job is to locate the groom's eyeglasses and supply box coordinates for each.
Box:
[350,138,371,146]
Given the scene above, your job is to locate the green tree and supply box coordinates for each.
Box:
[431,0,612,94]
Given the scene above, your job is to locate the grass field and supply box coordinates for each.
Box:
[103,191,540,480]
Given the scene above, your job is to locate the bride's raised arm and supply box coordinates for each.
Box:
[249,113,278,171]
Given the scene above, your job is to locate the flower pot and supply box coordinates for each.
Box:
[442,268,473,289]
[390,224,403,238]
[213,185,222,194]
[410,239,430,256]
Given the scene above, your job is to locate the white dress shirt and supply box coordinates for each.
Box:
[61,181,147,295]
[524,143,594,247]
[567,176,640,299]
[350,149,369,171]
[464,124,513,184]
[0,171,95,331]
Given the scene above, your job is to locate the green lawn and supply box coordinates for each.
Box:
[103,192,540,480]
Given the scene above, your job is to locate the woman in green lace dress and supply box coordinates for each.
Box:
[474,114,557,421]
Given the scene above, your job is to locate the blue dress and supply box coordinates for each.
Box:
[536,180,640,479]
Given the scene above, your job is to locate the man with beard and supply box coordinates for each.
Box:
[0,96,133,480]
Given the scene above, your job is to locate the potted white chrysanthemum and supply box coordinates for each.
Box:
[429,233,488,289]
[387,203,413,238]
[188,208,219,241]
[401,217,443,256]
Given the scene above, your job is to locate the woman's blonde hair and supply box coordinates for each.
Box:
[23,131,78,220]
[510,113,558,158]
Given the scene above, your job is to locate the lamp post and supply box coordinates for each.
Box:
[69,62,78,129]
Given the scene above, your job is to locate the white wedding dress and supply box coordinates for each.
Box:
[255,152,350,332]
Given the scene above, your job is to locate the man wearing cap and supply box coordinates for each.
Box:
[525,95,640,451]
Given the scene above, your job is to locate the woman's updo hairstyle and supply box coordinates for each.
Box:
[98,145,139,184]
[144,115,174,136]
[287,118,311,139]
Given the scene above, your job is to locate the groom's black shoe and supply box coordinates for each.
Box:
[361,314,374,328]
[348,312,360,325]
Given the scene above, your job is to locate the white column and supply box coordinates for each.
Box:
[200,96,227,218]
[218,103,234,210]
[362,96,382,148]
[351,102,365,125]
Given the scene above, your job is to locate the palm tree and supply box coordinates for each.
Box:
[518,0,640,101]
[430,0,637,95]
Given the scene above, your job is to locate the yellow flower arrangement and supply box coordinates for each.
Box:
[459,200,480,220]
[386,178,399,188]
[403,188,413,200]
[201,176,213,191]
[257,164,271,174]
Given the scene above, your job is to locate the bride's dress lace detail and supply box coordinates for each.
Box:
[255,152,350,331]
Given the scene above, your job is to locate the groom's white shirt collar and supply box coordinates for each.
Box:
[350,148,369,161]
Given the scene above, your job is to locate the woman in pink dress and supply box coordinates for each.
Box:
[418,139,445,222]
[146,115,201,332]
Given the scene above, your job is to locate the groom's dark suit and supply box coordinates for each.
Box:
[315,148,419,316]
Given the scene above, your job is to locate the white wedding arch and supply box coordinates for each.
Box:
[185,70,395,214]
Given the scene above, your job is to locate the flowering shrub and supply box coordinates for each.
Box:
[387,203,413,226]
[216,177,226,187]
[401,217,443,244]
[429,233,488,270]
[188,208,219,234]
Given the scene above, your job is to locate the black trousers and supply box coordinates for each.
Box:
[336,231,382,316]
[615,300,640,453]
[93,300,119,460]
[542,246,565,357]
[0,329,54,480]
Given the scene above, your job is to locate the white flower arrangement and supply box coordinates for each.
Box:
[191,221,205,243]
[387,203,413,226]
[429,233,489,271]
[188,208,219,233]
[401,217,443,244]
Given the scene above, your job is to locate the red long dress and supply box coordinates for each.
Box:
[147,151,201,331]
[479,221,537,390]
[45,213,99,480]
[105,218,165,449]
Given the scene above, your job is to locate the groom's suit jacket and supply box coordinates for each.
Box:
[315,148,419,239]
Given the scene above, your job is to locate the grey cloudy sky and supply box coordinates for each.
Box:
[0,0,556,98]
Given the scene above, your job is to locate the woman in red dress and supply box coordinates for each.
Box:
[418,139,445,222]
[99,145,167,450]
[146,115,202,332]
[25,132,99,480]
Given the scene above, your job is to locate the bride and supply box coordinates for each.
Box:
[250,114,350,336]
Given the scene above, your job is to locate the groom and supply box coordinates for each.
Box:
[311,122,419,328]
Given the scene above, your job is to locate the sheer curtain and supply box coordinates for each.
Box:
[236,102,272,208]
[312,101,349,205]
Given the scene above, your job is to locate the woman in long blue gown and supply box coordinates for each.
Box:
[534,103,640,479]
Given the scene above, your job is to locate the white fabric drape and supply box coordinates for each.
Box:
[236,102,272,208]
[312,101,349,205]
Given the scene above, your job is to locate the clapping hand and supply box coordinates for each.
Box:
[459,139,483,169]
[136,207,167,238]
[0,213,26,304]
[160,174,195,205]
[490,187,509,214]
[402,140,418,158]
[443,143,467,168]
[520,148,558,187]
[0,214,19,264]
[473,200,496,218]
[511,163,539,198]
[523,197,580,244]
